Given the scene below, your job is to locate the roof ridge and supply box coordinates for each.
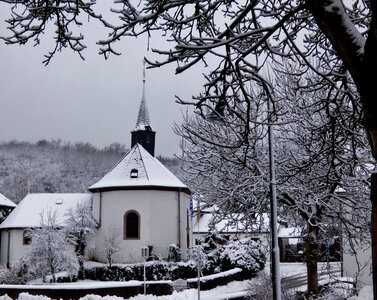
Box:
[137,144,150,181]
[87,143,189,192]
[101,146,136,177]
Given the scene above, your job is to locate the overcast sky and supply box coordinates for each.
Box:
[0,4,204,157]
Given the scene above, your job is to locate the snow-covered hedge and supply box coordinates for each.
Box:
[85,233,265,282]
[84,261,198,282]
[190,231,266,275]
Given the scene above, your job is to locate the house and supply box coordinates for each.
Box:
[0,69,192,266]
[0,193,16,222]
[0,193,16,210]
[0,193,91,267]
[191,196,307,262]
[192,205,269,243]
[191,198,270,257]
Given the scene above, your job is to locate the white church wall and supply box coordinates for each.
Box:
[92,192,101,224]
[178,192,191,260]
[94,189,190,264]
[0,229,30,267]
[0,230,8,266]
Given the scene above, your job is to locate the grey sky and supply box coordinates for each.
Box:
[0,5,204,157]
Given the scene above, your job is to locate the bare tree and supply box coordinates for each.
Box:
[0,1,100,65]
[177,66,371,294]
[103,225,122,268]
[175,91,270,229]
[65,202,97,279]
[274,66,371,294]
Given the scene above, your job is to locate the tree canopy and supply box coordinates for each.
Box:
[2,0,376,155]
[2,0,377,297]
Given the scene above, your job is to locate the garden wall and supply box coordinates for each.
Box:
[0,268,251,299]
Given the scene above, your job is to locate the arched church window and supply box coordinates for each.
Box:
[124,210,140,239]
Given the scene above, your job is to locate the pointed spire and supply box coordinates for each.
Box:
[135,59,152,130]
[131,59,156,156]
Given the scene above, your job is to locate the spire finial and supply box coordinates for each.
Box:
[143,58,146,83]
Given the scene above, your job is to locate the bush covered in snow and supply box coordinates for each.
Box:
[219,239,265,272]
[190,231,266,275]
[84,232,264,282]
[23,211,79,283]
[0,263,28,284]
[167,244,180,262]
[84,261,197,282]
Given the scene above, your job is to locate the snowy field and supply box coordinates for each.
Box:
[0,263,371,300]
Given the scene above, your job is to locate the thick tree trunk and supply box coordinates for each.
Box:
[359,10,377,299]
[305,235,319,295]
[371,174,377,299]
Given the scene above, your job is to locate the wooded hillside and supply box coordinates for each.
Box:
[0,140,183,203]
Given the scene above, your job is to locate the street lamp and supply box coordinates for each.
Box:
[207,90,281,299]
[267,95,281,300]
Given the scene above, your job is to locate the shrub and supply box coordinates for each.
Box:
[189,231,266,275]
[0,262,28,284]
[167,244,181,262]
[219,239,266,273]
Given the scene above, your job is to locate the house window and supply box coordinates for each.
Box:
[23,230,31,245]
[124,210,140,239]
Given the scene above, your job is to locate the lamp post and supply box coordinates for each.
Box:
[207,90,281,299]
[141,246,149,295]
[267,96,281,300]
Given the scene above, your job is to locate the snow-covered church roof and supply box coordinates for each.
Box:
[88,143,189,193]
[0,193,16,208]
[0,193,92,229]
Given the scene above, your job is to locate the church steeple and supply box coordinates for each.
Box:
[131,60,156,156]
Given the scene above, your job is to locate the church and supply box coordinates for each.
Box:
[0,72,192,266]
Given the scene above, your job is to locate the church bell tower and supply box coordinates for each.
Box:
[131,61,156,156]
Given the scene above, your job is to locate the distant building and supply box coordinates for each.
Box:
[0,193,91,267]
[0,193,16,210]
[192,202,270,244]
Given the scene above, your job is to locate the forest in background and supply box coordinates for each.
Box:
[0,139,183,203]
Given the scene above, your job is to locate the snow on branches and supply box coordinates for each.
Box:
[24,209,78,283]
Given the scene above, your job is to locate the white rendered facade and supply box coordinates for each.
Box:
[0,229,27,267]
[92,189,191,263]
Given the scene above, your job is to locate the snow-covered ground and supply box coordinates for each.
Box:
[347,285,373,300]
[0,262,370,300]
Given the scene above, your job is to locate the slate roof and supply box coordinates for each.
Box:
[0,193,92,229]
[88,144,189,193]
[134,67,154,131]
